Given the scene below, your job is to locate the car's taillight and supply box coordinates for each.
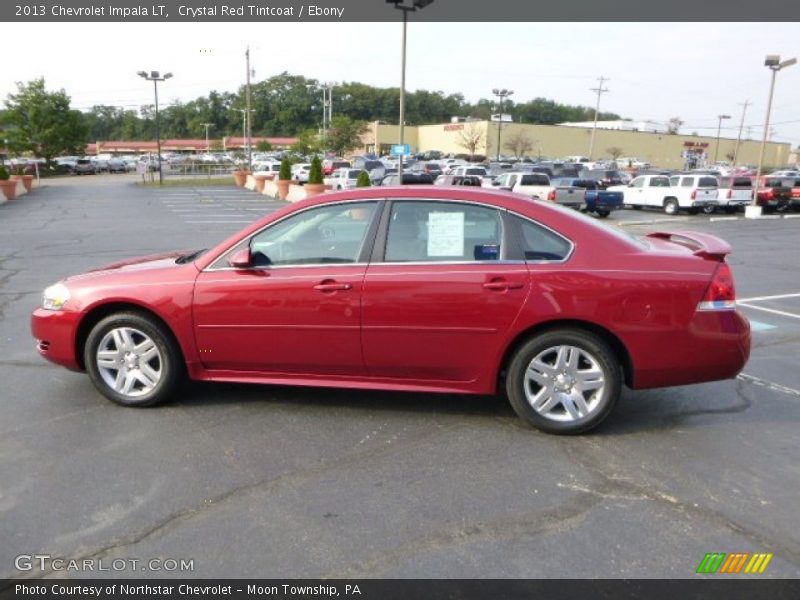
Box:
[547,189,556,201]
[691,189,697,200]
[698,262,736,311]
[766,190,774,199]
[727,189,732,199]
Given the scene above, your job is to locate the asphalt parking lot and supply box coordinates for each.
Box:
[1,175,799,579]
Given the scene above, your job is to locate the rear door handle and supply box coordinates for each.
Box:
[314,281,352,292]
[483,280,524,291]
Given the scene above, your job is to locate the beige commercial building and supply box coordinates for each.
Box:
[363,121,793,170]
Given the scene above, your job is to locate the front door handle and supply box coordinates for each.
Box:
[483,280,524,292]
[314,280,352,292]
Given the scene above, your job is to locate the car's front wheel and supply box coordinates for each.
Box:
[506,329,621,434]
[84,312,183,407]
[595,210,610,218]
[663,198,679,215]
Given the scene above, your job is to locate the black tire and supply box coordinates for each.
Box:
[702,205,716,215]
[595,210,610,218]
[84,311,183,407]
[663,198,679,215]
[505,329,622,434]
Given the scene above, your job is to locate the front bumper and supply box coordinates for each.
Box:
[31,308,83,371]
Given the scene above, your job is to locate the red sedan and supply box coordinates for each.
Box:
[31,187,750,434]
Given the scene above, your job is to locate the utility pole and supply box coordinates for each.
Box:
[732,100,750,166]
[203,123,212,153]
[245,46,253,170]
[321,82,334,152]
[588,76,609,160]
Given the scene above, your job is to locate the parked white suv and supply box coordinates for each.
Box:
[609,174,717,214]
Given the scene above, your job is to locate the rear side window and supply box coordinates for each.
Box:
[698,177,718,187]
[520,174,549,186]
[512,215,572,262]
[680,177,694,187]
[384,201,503,262]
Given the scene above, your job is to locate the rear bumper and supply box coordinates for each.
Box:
[30,308,83,371]
[632,309,750,390]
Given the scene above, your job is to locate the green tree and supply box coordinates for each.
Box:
[327,116,368,156]
[256,139,273,152]
[290,129,321,157]
[308,156,323,184]
[356,171,370,187]
[2,79,87,165]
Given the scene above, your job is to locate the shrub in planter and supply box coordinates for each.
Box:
[304,156,325,198]
[356,171,371,187]
[276,158,292,200]
[0,165,18,201]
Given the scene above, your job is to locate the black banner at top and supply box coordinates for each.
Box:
[1,0,799,22]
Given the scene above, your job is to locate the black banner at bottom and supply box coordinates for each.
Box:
[2,580,800,600]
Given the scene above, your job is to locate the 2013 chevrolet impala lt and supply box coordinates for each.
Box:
[31,187,751,433]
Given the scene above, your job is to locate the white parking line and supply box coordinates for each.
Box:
[737,303,800,320]
[737,373,800,400]
[738,292,800,303]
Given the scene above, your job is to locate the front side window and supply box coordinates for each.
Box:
[249,202,377,267]
[631,177,645,188]
[384,201,503,262]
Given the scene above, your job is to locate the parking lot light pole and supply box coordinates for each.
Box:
[137,71,172,185]
[751,55,796,214]
[492,88,513,162]
[387,0,435,184]
[713,114,731,163]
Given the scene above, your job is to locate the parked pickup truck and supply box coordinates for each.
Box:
[608,174,717,215]
[487,172,586,209]
[553,178,623,218]
[716,176,754,214]
[755,176,792,212]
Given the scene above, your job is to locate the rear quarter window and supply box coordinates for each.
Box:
[512,215,572,262]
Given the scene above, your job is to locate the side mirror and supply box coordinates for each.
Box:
[228,248,253,269]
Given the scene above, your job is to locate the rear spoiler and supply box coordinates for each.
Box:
[646,231,732,260]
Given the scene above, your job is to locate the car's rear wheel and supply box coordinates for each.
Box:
[595,210,610,218]
[84,312,183,407]
[663,198,679,215]
[702,205,716,214]
[506,329,621,434]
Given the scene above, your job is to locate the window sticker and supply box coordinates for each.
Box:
[427,212,464,257]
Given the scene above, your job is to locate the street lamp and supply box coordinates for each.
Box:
[387,0,435,184]
[492,88,513,162]
[137,70,172,184]
[751,55,796,214]
[713,114,731,163]
[203,123,212,153]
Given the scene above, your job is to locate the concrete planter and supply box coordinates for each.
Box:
[276,179,291,201]
[233,170,250,187]
[0,180,17,201]
[304,183,326,198]
[21,174,34,192]
[254,174,268,193]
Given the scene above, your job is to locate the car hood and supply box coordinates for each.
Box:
[65,251,192,282]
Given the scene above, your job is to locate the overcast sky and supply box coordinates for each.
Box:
[1,22,798,145]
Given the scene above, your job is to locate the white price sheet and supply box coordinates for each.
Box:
[427,212,464,257]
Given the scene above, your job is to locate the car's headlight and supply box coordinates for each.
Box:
[42,282,71,311]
